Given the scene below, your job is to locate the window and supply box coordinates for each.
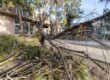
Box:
[23,22,29,34]
[15,24,20,34]
[0,0,2,8]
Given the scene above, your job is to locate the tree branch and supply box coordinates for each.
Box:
[53,11,110,39]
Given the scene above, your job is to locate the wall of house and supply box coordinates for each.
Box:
[0,14,15,35]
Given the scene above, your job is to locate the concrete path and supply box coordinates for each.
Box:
[51,40,110,63]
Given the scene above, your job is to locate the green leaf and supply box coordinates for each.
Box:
[35,74,43,80]
[35,0,40,4]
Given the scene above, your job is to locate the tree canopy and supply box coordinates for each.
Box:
[31,0,82,26]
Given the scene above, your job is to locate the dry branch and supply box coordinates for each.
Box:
[53,11,110,39]
[47,40,109,74]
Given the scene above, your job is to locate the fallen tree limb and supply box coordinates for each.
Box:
[47,40,109,74]
[48,40,75,80]
[88,36,110,49]
[53,11,110,39]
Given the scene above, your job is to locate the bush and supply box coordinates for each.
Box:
[0,35,90,80]
[0,35,18,61]
[0,35,40,60]
[0,35,18,53]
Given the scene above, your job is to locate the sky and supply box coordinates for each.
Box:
[35,0,110,23]
[81,0,110,15]
[72,0,110,23]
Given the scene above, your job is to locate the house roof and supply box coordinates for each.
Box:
[0,9,35,22]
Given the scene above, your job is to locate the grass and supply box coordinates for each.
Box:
[16,36,40,46]
[0,35,17,61]
[0,35,40,61]
[0,35,90,80]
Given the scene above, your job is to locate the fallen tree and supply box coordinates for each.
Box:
[53,11,110,39]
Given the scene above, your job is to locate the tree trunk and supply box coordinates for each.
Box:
[56,21,60,34]
[38,22,43,35]
[50,21,54,37]
[28,22,31,36]
[18,6,23,34]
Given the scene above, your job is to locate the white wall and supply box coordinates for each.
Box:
[0,14,15,35]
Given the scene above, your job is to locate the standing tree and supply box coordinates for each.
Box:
[30,0,82,37]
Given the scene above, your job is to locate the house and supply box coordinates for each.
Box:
[0,0,34,35]
[92,20,110,40]
[0,0,62,36]
[0,9,35,35]
[0,10,15,34]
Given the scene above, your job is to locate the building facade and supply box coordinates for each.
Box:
[0,0,34,35]
[0,13,15,34]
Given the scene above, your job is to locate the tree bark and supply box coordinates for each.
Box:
[18,6,23,34]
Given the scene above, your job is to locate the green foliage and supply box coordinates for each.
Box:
[31,0,82,25]
[0,35,40,61]
[16,37,41,59]
[24,46,40,59]
[3,0,34,17]
[35,0,40,4]
[35,74,43,80]
[0,35,18,61]
[74,64,90,80]
[28,3,35,16]
[4,0,15,8]
[66,12,76,27]
[0,35,90,80]
[0,35,17,54]
[53,74,61,80]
